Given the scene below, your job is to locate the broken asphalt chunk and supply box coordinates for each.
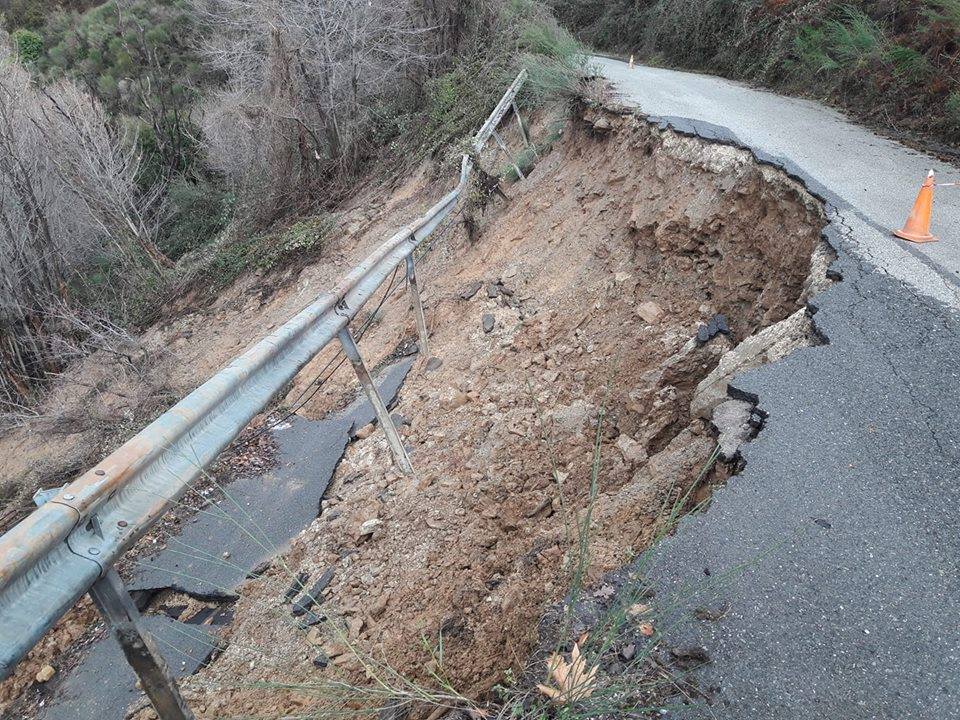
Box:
[695,314,732,346]
[283,571,309,602]
[482,313,495,333]
[291,568,334,617]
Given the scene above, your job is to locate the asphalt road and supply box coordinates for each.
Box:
[595,59,960,718]
[593,57,960,310]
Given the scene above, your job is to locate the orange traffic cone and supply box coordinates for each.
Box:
[893,170,938,243]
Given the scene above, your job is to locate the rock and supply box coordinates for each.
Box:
[482,314,495,334]
[690,308,811,419]
[348,616,365,638]
[354,423,376,440]
[696,314,731,346]
[636,301,664,325]
[440,391,470,410]
[592,116,612,133]
[499,285,514,297]
[35,665,55,683]
[715,314,730,335]
[620,643,636,662]
[486,283,500,298]
[425,357,443,371]
[312,652,329,669]
[459,281,483,300]
[616,433,648,466]
[712,399,756,461]
[390,412,411,427]
[358,519,383,537]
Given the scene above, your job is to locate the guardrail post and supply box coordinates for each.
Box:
[337,327,415,475]
[88,568,195,720]
[492,129,525,180]
[405,253,429,358]
[511,101,538,158]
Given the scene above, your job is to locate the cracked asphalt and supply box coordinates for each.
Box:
[596,59,960,717]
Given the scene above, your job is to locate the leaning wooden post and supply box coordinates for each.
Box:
[337,327,414,475]
[511,101,537,158]
[405,253,429,358]
[88,569,196,720]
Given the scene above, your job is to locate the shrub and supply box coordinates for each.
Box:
[160,178,235,261]
[12,28,42,62]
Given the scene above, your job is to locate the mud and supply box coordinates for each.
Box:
[145,109,832,718]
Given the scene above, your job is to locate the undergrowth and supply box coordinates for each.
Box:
[199,215,339,293]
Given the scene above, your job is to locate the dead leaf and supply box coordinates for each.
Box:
[536,641,599,705]
[638,622,654,637]
[628,603,650,617]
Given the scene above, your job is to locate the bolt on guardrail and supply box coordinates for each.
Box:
[0,70,529,718]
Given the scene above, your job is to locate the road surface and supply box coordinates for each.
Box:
[594,57,960,310]
[596,58,960,718]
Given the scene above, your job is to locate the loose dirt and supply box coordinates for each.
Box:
[124,107,832,718]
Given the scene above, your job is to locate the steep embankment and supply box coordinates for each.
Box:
[139,106,833,718]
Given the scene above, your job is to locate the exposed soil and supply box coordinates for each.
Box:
[116,108,832,718]
[0,151,464,719]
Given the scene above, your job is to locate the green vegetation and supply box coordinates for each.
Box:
[553,0,960,143]
[202,215,338,293]
[395,0,586,162]
[11,27,41,61]
[1,0,589,410]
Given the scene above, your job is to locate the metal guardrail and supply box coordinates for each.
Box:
[0,70,531,712]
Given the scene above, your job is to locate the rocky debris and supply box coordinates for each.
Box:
[425,357,443,371]
[712,399,759,461]
[354,423,376,440]
[358,519,383,538]
[439,390,470,410]
[35,665,55,683]
[690,308,813,419]
[636,301,664,325]
[291,568,334,617]
[482,314,495,334]
[391,412,410,427]
[615,433,648,466]
[619,643,636,662]
[459,281,483,301]
[311,652,329,669]
[486,283,500,299]
[695,314,731,346]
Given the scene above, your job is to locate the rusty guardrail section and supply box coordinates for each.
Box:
[0,70,531,700]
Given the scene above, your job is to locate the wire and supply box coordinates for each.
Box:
[241,189,470,443]
[242,263,404,441]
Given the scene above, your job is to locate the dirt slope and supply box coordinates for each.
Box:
[145,108,832,717]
